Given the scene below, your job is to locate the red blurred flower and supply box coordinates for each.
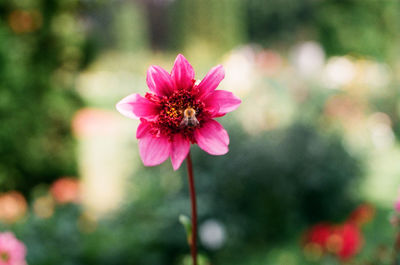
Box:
[329,223,363,260]
[303,222,363,261]
[50,177,80,204]
[304,223,331,248]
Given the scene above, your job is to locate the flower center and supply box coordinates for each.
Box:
[0,252,9,262]
[147,88,206,142]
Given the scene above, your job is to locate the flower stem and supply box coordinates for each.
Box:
[186,151,197,265]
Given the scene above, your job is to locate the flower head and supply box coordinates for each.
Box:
[0,232,26,265]
[117,54,241,170]
[303,222,362,261]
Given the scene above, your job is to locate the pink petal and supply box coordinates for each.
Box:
[146,65,175,96]
[136,119,152,139]
[197,65,225,99]
[204,90,241,117]
[170,134,190,170]
[194,119,229,155]
[116,93,159,119]
[171,54,195,90]
[139,134,170,167]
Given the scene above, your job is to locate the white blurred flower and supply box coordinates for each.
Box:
[364,62,391,89]
[223,46,256,96]
[367,112,395,150]
[291,41,325,78]
[199,219,226,250]
[322,57,356,89]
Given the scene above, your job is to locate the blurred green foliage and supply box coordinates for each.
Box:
[0,0,92,193]
[314,0,400,60]
[192,122,362,245]
[106,0,400,59]
[246,0,400,59]
[168,0,246,52]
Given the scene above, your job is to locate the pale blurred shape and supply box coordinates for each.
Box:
[292,41,325,78]
[256,49,283,76]
[199,219,226,250]
[76,66,142,104]
[73,107,136,218]
[367,112,394,150]
[0,191,27,224]
[33,195,54,219]
[223,46,256,96]
[364,62,391,88]
[77,71,119,99]
[324,95,364,131]
[236,91,274,134]
[50,177,80,204]
[72,108,121,138]
[322,57,355,88]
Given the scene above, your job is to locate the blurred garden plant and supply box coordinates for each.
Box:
[116,54,240,265]
[0,0,89,195]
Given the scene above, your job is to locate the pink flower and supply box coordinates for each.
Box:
[116,54,241,170]
[0,232,26,265]
[395,199,400,212]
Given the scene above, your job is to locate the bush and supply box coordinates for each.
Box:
[0,0,91,194]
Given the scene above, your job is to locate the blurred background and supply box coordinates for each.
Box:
[1,0,400,264]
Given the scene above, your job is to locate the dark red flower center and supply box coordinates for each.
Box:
[145,87,207,142]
